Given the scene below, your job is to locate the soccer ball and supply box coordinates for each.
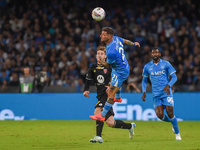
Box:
[92,7,106,21]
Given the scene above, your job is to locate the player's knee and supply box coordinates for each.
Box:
[156,112,164,119]
[167,111,174,118]
[106,120,114,127]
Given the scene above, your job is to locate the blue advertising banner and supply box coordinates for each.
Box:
[0,93,199,121]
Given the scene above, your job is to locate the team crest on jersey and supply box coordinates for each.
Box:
[104,69,107,74]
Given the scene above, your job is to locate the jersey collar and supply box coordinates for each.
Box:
[106,38,114,49]
[151,58,162,64]
[97,64,103,67]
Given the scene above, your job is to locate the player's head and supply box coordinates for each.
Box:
[100,27,114,44]
[151,47,161,61]
[96,46,107,64]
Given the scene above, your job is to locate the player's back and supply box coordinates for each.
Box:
[106,36,130,78]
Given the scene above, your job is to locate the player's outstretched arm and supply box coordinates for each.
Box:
[142,77,147,101]
[124,39,140,47]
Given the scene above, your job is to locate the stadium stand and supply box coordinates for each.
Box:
[0,0,200,92]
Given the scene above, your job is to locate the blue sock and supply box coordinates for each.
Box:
[162,114,171,122]
[170,116,179,134]
[101,102,113,117]
[115,88,121,99]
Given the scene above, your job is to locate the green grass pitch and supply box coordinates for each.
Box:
[0,121,199,150]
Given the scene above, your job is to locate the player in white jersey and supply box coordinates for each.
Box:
[142,48,181,141]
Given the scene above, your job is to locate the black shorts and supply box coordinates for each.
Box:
[95,95,114,121]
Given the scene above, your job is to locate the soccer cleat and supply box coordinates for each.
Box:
[129,123,136,139]
[114,98,122,103]
[175,133,182,141]
[89,114,105,121]
[172,127,182,141]
[89,136,103,143]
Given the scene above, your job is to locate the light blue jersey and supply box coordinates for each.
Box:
[142,58,180,136]
[142,59,176,97]
[106,36,130,87]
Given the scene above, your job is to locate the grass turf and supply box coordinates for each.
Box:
[0,121,199,150]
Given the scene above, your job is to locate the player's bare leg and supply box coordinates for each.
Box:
[155,105,181,140]
[166,106,181,141]
[105,116,136,139]
[107,85,121,103]
[166,106,174,118]
[155,105,164,120]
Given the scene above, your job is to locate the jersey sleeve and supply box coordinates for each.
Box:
[166,61,176,75]
[118,36,125,44]
[85,65,94,80]
[142,65,149,77]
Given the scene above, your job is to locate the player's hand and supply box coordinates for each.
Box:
[83,91,90,98]
[98,56,103,63]
[105,85,110,94]
[164,84,170,95]
[134,42,140,47]
[142,92,146,101]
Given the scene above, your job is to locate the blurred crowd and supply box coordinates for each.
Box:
[0,0,200,92]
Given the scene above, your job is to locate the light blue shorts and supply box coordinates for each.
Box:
[153,95,174,109]
[110,70,129,87]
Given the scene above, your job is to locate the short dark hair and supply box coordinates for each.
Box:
[102,27,114,36]
[151,47,161,53]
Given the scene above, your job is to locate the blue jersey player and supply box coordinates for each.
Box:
[142,48,181,141]
[90,27,140,138]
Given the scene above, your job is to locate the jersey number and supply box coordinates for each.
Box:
[119,43,125,64]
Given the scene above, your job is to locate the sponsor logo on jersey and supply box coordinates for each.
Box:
[97,75,104,83]
[151,70,165,76]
